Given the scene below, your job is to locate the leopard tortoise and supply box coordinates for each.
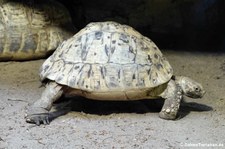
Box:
[0,0,75,61]
[25,21,205,125]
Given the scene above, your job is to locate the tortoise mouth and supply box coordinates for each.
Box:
[186,91,205,98]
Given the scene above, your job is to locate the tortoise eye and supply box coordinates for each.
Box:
[195,87,200,92]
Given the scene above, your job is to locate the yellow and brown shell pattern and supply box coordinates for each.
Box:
[40,21,173,92]
[0,0,75,61]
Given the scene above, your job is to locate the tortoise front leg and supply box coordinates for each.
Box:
[159,80,182,120]
[25,82,63,125]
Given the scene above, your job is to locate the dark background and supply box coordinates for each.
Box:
[55,0,225,52]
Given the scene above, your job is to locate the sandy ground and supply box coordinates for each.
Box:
[0,50,225,149]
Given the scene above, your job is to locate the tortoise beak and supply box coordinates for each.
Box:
[195,90,206,98]
[200,90,206,98]
[187,90,205,98]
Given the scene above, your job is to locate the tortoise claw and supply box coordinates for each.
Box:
[26,113,50,126]
[159,111,176,120]
[25,106,50,126]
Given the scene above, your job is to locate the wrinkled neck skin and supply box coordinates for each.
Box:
[173,76,186,90]
[173,76,193,97]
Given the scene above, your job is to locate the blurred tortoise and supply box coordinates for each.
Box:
[25,21,205,125]
[0,0,75,61]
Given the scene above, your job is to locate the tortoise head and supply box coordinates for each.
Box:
[177,76,205,98]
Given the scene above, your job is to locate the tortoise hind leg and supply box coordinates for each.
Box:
[25,81,64,125]
[159,80,182,120]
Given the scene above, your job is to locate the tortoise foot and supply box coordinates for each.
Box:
[159,108,177,120]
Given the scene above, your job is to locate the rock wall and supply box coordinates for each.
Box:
[58,0,225,50]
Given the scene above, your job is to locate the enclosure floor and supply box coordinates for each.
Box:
[0,50,224,148]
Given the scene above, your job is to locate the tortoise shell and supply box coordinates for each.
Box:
[40,21,173,95]
[0,0,75,61]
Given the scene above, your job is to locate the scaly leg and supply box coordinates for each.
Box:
[159,80,182,120]
[25,82,64,125]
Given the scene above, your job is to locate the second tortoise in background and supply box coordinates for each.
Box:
[0,0,76,61]
[25,21,205,125]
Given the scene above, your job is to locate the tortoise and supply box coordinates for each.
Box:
[25,21,205,125]
[0,0,75,61]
